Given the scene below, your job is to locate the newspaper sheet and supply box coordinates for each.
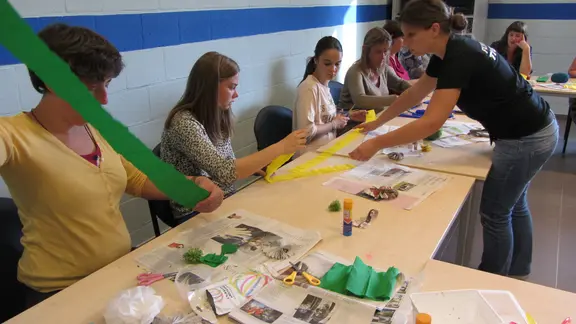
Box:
[431,121,488,147]
[363,126,422,157]
[323,161,450,210]
[229,274,414,324]
[229,281,376,324]
[265,251,406,311]
[135,210,322,274]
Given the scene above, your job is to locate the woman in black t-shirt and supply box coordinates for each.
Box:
[490,21,533,78]
[349,0,558,279]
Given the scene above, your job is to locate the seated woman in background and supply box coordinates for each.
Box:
[0,24,223,309]
[490,21,532,77]
[398,47,430,80]
[383,20,410,81]
[338,27,411,115]
[161,52,307,217]
[293,36,363,148]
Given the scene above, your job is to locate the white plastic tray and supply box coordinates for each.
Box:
[410,290,505,324]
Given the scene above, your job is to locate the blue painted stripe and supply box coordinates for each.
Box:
[488,3,576,20]
[0,5,389,66]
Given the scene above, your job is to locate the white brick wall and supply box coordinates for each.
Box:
[1,0,386,245]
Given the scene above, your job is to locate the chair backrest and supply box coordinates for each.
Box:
[0,197,26,321]
[148,144,177,236]
[328,80,344,106]
[254,105,293,151]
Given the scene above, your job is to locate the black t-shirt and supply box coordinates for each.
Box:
[426,35,551,140]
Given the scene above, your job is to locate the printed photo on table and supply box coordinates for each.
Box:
[176,271,205,285]
[372,308,396,324]
[240,299,283,323]
[385,293,403,308]
[382,168,409,178]
[394,182,416,192]
[212,224,278,247]
[293,294,336,324]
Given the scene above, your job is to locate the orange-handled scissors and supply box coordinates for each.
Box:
[137,272,177,286]
[283,262,321,286]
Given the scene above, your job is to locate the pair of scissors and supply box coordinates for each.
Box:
[283,262,321,286]
[137,272,177,286]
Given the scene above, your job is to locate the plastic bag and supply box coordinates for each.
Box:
[103,286,165,324]
[174,265,217,324]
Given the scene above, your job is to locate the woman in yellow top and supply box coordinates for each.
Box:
[0,23,223,308]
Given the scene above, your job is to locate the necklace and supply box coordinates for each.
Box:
[29,109,101,166]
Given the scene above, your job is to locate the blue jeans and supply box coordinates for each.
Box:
[478,115,559,276]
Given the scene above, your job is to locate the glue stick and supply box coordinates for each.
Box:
[416,313,432,324]
[343,199,353,236]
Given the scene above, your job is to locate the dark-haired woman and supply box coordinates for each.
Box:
[491,21,532,77]
[293,36,364,149]
[383,20,410,81]
[350,0,558,279]
[0,24,224,308]
[161,52,308,217]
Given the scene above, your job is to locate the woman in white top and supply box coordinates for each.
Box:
[293,36,365,149]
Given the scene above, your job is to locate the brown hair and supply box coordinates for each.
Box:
[383,20,404,39]
[164,52,239,143]
[359,27,392,74]
[301,36,343,84]
[29,23,123,94]
[399,0,468,34]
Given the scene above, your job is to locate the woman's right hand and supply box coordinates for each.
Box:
[332,114,349,129]
[280,129,308,154]
[353,120,382,133]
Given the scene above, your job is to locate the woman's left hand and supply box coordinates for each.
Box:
[189,176,224,213]
[349,139,381,161]
[349,110,367,123]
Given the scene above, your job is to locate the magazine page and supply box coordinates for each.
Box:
[135,210,322,274]
[323,161,450,210]
[229,281,375,324]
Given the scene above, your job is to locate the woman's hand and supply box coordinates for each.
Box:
[349,139,381,161]
[332,114,349,129]
[189,176,224,213]
[349,110,367,123]
[353,120,382,133]
[279,129,308,154]
[518,35,530,51]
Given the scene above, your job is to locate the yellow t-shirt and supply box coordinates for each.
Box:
[0,113,148,292]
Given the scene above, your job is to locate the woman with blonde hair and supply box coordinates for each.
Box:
[338,27,412,113]
[161,52,307,218]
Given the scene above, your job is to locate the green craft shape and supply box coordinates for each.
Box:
[221,244,238,255]
[0,0,208,208]
[319,257,400,301]
[200,254,228,268]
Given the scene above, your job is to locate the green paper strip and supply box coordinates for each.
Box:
[0,1,209,207]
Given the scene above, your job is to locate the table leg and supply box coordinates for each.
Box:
[463,180,483,267]
[455,191,472,266]
[562,113,572,155]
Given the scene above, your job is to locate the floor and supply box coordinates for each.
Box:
[440,115,576,294]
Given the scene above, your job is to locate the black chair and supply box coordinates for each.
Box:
[328,80,344,106]
[254,105,294,151]
[0,198,26,322]
[147,144,198,237]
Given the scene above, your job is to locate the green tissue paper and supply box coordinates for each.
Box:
[320,257,400,301]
